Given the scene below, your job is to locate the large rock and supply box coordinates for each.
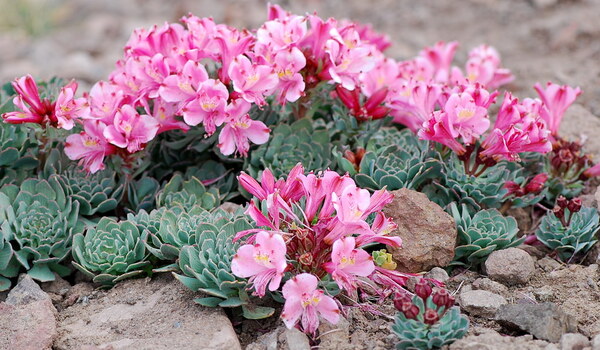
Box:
[383,188,457,273]
[55,274,241,350]
[458,290,507,318]
[485,248,535,285]
[495,303,578,343]
[0,275,58,350]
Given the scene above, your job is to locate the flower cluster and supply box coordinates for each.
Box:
[2,4,393,173]
[231,163,403,334]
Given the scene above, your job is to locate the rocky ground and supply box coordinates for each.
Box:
[3,0,600,349]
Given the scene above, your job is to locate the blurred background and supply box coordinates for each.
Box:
[1,0,599,112]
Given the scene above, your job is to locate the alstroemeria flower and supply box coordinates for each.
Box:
[231,231,287,297]
[451,45,514,89]
[272,47,306,104]
[418,110,467,154]
[159,60,209,103]
[151,99,189,133]
[181,79,229,133]
[323,237,375,293]
[54,80,89,130]
[443,92,490,144]
[217,99,270,156]
[228,55,278,106]
[103,104,159,153]
[87,80,125,122]
[419,41,458,84]
[534,82,582,134]
[65,120,116,173]
[281,273,340,335]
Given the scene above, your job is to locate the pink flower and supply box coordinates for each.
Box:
[323,237,375,293]
[103,104,159,153]
[3,75,54,126]
[360,57,399,97]
[231,231,287,297]
[272,47,306,104]
[256,15,307,51]
[356,212,402,247]
[87,81,126,122]
[214,27,255,83]
[228,55,278,106]
[217,99,270,156]
[281,273,340,334]
[54,80,89,130]
[181,79,229,133]
[65,120,116,173]
[443,92,490,144]
[480,120,552,161]
[332,185,372,223]
[151,99,190,133]
[159,60,209,103]
[418,111,466,154]
[419,41,458,83]
[324,27,376,90]
[534,82,582,134]
[451,45,514,89]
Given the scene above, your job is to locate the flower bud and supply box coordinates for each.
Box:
[504,181,522,195]
[423,308,440,325]
[414,280,432,300]
[556,196,568,209]
[402,303,420,320]
[558,149,574,165]
[524,173,548,194]
[552,206,564,219]
[432,288,450,308]
[393,292,411,312]
[567,198,582,213]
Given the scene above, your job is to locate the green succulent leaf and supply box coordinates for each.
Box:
[71,217,150,286]
[0,175,81,282]
[536,207,600,261]
[393,306,469,349]
[450,203,523,266]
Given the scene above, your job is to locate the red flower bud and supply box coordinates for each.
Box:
[556,196,568,209]
[567,198,582,213]
[524,173,548,194]
[402,303,420,320]
[432,288,450,308]
[414,280,432,300]
[423,308,440,325]
[393,292,412,312]
[553,206,565,219]
[504,181,522,195]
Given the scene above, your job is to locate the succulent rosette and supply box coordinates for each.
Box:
[536,200,599,261]
[450,203,523,266]
[0,175,82,284]
[156,173,220,211]
[72,217,150,286]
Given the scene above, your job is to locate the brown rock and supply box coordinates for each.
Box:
[383,188,457,273]
[485,248,535,285]
[0,299,58,350]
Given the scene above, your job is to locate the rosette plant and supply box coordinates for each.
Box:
[43,149,124,216]
[536,197,599,261]
[392,281,469,350]
[245,118,334,181]
[72,217,150,286]
[174,215,276,319]
[342,128,443,191]
[145,206,244,266]
[0,175,82,285]
[156,173,220,211]
[450,203,523,266]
